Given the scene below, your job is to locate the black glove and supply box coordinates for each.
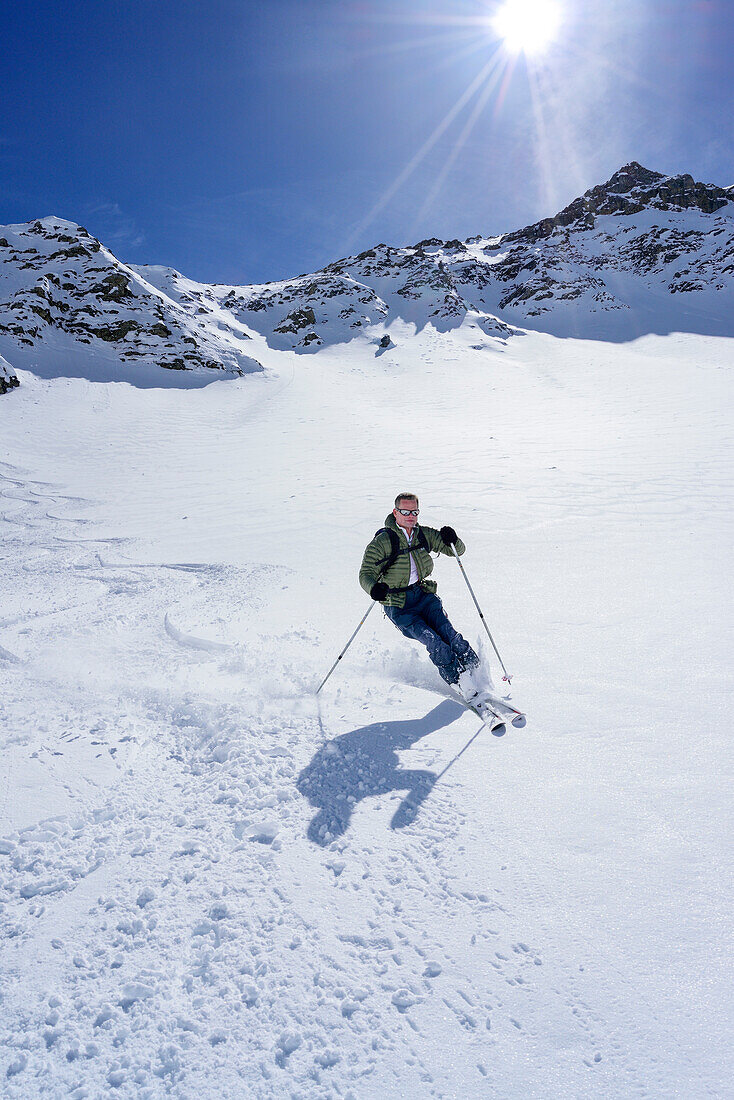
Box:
[370,581,389,601]
[440,525,458,546]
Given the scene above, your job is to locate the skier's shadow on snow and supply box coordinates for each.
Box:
[298,700,463,845]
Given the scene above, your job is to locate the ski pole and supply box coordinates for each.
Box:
[451,544,513,683]
[315,601,376,695]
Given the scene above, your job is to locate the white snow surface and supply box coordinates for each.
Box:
[1,324,732,1097]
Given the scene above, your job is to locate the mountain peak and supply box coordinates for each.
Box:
[504,163,732,245]
[599,162,665,194]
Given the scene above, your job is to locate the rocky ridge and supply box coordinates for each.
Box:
[1,163,733,392]
[503,162,732,243]
[208,162,734,349]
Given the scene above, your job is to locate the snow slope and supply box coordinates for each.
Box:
[1,323,732,1097]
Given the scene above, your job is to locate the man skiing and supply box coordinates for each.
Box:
[359,493,479,691]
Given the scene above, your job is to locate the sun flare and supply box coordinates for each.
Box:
[492,0,562,56]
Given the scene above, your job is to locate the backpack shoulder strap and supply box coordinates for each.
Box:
[373,527,400,576]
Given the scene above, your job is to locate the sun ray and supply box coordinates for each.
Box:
[490,51,520,119]
[361,27,508,80]
[525,63,558,214]
[342,49,507,253]
[427,29,512,73]
[411,53,513,231]
[351,26,486,66]
[525,61,589,219]
[344,0,655,256]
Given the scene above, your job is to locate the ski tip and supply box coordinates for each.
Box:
[511,715,527,728]
[490,721,506,736]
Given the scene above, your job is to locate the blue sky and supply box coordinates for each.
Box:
[2,0,732,284]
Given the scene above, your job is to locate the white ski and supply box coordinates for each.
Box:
[449,687,507,733]
[457,664,527,728]
[474,688,526,728]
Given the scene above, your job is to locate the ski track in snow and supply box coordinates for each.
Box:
[1,330,732,1098]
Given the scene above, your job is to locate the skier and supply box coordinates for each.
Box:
[359,493,479,692]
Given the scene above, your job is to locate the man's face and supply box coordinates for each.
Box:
[393,499,419,532]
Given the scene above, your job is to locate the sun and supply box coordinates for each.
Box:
[492,0,562,56]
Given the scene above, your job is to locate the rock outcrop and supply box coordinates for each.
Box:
[0,352,19,395]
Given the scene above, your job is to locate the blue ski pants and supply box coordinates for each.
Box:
[385,585,477,685]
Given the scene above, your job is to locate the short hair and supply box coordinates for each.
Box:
[395,492,419,508]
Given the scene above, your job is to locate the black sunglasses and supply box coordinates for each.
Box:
[397,508,419,516]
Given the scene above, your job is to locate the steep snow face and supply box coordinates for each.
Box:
[0,352,19,395]
[0,218,263,385]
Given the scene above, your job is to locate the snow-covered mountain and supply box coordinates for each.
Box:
[0,218,262,386]
[1,163,733,392]
[228,161,733,347]
[464,161,734,337]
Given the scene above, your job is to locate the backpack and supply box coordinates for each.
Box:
[374,526,430,579]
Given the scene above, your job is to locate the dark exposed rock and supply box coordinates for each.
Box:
[47,244,92,261]
[274,307,317,334]
[0,373,20,395]
[0,353,19,394]
[84,320,141,341]
[89,272,133,301]
[193,162,732,349]
[0,218,264,378]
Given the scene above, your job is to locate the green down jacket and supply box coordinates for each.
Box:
[359,513,466,608]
